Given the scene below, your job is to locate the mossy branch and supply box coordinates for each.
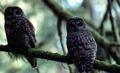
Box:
[0,45,120,72]
[0,0,120,72]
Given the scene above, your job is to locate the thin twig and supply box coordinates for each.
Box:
[57,18,66,54]
[57,18,72,73]
[99,0,110,36]
[108,0,119,42]
[116,0,120,7]
[108,0,120,64]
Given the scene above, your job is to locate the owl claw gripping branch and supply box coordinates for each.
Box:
[4,6,39,72]
[66,17,97,73]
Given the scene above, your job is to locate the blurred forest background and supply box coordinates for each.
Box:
[0,0,120,73]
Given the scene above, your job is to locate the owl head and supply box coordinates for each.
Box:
[4,6,24,20]
[66,17,86,33]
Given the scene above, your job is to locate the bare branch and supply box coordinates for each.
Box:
[99,0,112,36]
[116,0,120,7]
[57,18,66,54]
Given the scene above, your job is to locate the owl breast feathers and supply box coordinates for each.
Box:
[67,17,97,73]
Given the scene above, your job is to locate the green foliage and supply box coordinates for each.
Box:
[0,0,120,73]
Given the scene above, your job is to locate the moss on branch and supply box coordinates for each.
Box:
[0,45,120,72]
[0,0,120,72]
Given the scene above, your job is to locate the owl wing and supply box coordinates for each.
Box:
[5,21,15,46]
[67,32,86,59]
[25,18,36,48]
[20,18,36,48]
[80,30,97,49]
[19,18,37,67]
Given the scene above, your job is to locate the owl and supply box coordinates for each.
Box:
[66,17,97,73]
[4,6,37,68]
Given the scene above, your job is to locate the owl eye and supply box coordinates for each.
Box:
[77,21,83,26]
[7,11,12,16]
[69,22,75,27]
[15,10,21,15]
[5,9,12,15]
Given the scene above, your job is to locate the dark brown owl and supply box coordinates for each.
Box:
[4,6,37,68]
[66,17,97,73]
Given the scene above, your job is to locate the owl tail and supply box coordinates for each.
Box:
[26,57,37,67]
[26,57,40,73]
[76,65,93,73]
[75,62,93,73]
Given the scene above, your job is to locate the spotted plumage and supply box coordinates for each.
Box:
[4,6,37,68]
[66,17,97,73]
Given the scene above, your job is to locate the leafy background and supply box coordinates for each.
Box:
[0,0,120,73]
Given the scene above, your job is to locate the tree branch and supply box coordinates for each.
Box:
[42,0,120,48]
[116,0,120,7]
[1,0,120,72]
[108,0,120,42]
[0,45,120,72]
[107,0,120,64]
[42,0,72,20]
[94,60,120,73]
[41,0,120,72]
[0,45,71,63]
[41,0,120,64]
[57,18,72,73]
[99,0,110,36]
[57,18,65,54]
